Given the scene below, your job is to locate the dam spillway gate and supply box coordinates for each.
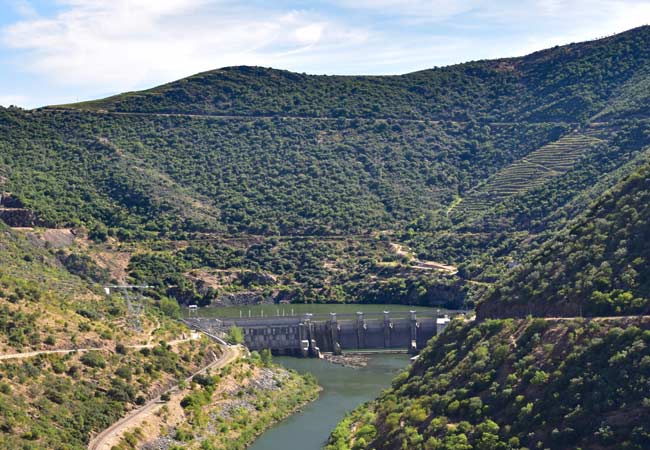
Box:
[185,311,456,357]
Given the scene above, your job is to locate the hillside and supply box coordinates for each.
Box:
[2,22,650,450]
[326,317,650,450]
[325,145,650,450]
[0,108,564,235]
[0,223,321,450]
[0,223,222,449]
[478,161,650,318]
[3,27,650,311]
[56,26,650,124]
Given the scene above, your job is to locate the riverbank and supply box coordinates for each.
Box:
[126,354,320,450]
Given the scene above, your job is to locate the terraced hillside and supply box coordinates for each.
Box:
[478,161,650,318]
[450,129,605,220]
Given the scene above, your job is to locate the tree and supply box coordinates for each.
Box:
[159,297,181,318]
[227,325,244,345]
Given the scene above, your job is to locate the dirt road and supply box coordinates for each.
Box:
[0,334,200,361]
[390,243,458,274]
[87,344,241,450]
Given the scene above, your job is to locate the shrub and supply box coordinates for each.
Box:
[531,370,549,385]
[80,351,106,368]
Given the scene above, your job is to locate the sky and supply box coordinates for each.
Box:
[0,0,648,108]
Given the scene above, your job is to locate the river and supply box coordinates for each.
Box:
[248,354,410,450]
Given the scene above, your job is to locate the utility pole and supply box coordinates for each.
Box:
[104,285,149,332]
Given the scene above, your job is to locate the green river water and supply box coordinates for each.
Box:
[247,354,410,450]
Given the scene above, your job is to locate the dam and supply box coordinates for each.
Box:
[185,310,458,356]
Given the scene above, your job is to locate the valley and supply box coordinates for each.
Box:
[1,25,650,450]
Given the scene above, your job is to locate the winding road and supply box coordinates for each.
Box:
[87,343,242,450]
[0,329,241,449]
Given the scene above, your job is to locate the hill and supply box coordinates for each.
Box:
[325,162,650,450]
[0,222,221,448]
[3,27,650,310]
[56,26,650,124]
[326,317,650,450]
[0,222,320,450]
[2,23,650,450]
[478,162,650,318]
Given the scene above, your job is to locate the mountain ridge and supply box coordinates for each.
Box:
[47,26,650,124]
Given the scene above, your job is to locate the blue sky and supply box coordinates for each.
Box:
[1,0,649,108]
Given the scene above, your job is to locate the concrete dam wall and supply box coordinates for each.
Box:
[186,311,455,356]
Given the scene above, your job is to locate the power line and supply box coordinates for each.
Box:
[104,285,150,331]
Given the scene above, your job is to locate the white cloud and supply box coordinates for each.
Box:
[2,0,368,92]
[0,94,28,107]
[473,0,650,59]
[294,23,326,46]
[1,0,649,108]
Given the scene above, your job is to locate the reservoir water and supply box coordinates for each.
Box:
[248,354,410,450]
[188,303,454,319]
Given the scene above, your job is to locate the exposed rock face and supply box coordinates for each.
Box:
[238,271,277,287]
[0,193,40,227]
[0,208,38,227]
[141,436,177,450]
[210,290,276,306]
[26,228,76,249]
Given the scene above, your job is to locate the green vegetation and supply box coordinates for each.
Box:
[226,326,244,345]
[60,26,650,125]
[327,318,650,450]
[0,108,562,235]
[0,335,219,449]
[0,224,222,449]
[125,236,467,308]
[1,28,650,314]
[3,28,650,312]
[3,26,650,450]
[451,131,604,219]
[401,119,650,289]
[159,357,319,450]
[479,162,650,317]
[327,137,650,450]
